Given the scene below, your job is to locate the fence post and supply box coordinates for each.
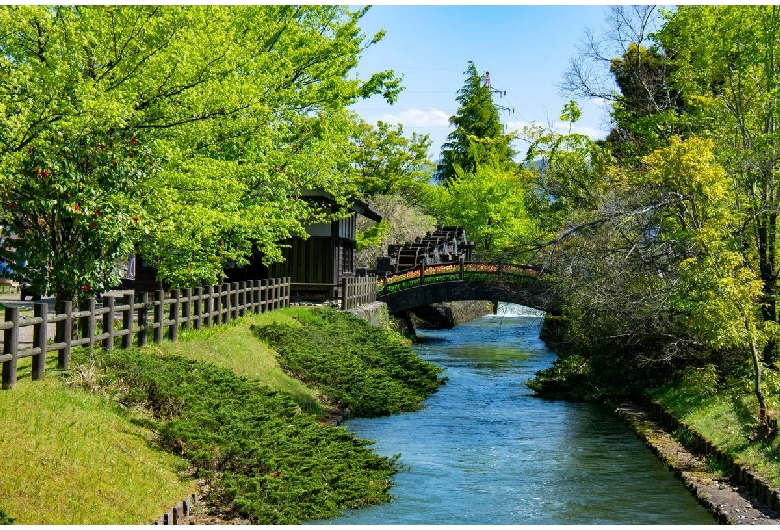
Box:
[56,300,72,369]
[420,262,426,286]
[122,293,134,349]
[32,302,48,380]
[231,282,239,320]
[238,282,246,317]
[169,289,180,342]
[223,283,231,324]
[260,279,268,313]
[138,292,149,347]
[341,278,349,310]
[213,284,221,326]
[251,280,259,314]
[102,295,115,351]
[193,287,202,330]
[154,290,165,344]
[2,306,19,389]
[81,297,96,348]
[182,288,192,332]
[204,285,213,328]
[459,255,465,280]
[223,283,232,325]
[383,271,388,293]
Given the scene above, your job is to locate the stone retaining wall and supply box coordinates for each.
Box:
[625,396,780,523]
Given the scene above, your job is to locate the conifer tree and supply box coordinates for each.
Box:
[436,61,515,183]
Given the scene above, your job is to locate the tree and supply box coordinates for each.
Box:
[348,120,434,204]
[605,43,686,163]
[644,137,770,428]
[0,6,402,302]
[560,6,683,164]
[561,5,664,104]
[436,61,515,183]
[657,6,780,364]
[430,159,534,256]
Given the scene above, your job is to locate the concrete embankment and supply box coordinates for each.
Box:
[617,400,780,525]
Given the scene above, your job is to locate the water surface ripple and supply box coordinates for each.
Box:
[319,306,716,525]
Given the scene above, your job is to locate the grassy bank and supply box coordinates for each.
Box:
[649,363,780,486]
[0,306,444,524]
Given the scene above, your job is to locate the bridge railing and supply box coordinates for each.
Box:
[377,258,538,295]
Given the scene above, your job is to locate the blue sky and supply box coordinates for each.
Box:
[351,5,617,160]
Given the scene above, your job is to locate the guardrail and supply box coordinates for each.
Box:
[0,278,290,390]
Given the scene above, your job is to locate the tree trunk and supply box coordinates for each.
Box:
[748,317,769,434]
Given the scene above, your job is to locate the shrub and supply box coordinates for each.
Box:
[71,347,399,524]
[252,307,446,417]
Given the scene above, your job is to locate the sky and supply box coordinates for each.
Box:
[350,5,618,161]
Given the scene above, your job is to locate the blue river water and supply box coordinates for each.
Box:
[317,304,716,525]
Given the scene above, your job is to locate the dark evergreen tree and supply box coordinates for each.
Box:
[436,61,515,183]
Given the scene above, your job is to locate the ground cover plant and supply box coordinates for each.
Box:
[150,310,321,414]
[252,307,446,417]
[70,344,400,524]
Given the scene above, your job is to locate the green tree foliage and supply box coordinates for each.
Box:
[0,5,401,301]
[346,120,438,269]
[348,120,434,203]
[522,121,617,243]
[654,6,780,373]
[430,161,534,255]
[436,61,515,183]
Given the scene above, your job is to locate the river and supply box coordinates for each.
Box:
[318,303,716,525]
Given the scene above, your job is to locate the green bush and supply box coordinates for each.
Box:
[526,354,605,401]
[252,307,446,417]
[0,508,14,525]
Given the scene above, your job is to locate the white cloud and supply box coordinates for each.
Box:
[505,119,605,140]
[374,108,451,129]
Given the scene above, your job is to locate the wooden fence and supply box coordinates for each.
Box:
[341,275,377,310]
[0,278,291,390]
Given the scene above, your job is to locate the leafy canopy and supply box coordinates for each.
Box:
[0,5,401,300]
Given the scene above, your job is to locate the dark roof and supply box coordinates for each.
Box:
[299,188,382,222]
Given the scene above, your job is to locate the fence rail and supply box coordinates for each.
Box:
[1,278,291,390]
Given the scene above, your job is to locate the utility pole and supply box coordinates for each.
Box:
[483,71,514,115]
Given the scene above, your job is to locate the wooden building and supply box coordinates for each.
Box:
[134,190,382,302]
